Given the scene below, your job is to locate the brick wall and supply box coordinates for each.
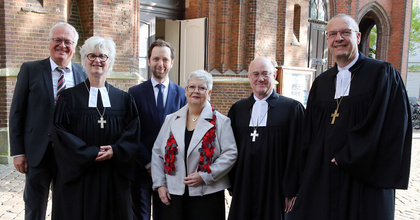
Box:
[186,0,251,74]
[211,80,252,115]
[254,0,277,61]
[91,0,139,75]
[283,0,310,67]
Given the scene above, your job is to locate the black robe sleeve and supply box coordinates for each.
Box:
[335,62,412,189]
[283,101,305,197]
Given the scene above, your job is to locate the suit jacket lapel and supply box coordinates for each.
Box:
[72,63,86,84]
[187,102,214,157]
[42,58,55,105]
[165,81,179,116]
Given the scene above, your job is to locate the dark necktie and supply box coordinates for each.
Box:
[156,84,165,125]
[56,67,67,100]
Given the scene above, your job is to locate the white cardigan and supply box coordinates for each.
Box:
[152,102,237,196]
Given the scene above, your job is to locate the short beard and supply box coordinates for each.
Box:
[152,69,168,80]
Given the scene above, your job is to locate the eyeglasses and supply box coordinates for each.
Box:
[250,71,272,79]
[326,29,357,38]
[51,38,74,47]
[87,53,109,62]
[187,85,208,93]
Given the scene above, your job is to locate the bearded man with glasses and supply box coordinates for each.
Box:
[9,22,87,220]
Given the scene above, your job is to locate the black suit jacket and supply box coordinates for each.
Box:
[9,58,87,167]
[128,79,187,165]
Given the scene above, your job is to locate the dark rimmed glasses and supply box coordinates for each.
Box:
[87,53,109,62]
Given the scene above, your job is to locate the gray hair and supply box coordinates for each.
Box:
[185,70,213,91]
[49,22,79,45]
[79,36,116,75]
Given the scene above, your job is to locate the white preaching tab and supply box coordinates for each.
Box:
[249,100,268,127]
[334,69,352,99]
[249,92,271,127]
[334,53,359,99]
[89,87,111,107]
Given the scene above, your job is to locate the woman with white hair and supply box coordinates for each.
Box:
[52,36,140,219]
[151,70,237,220]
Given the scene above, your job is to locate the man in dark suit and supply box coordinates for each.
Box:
[129,39,187,220]
[9,22,87,220]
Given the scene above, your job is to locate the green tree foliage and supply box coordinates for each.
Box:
[369,25,377,58]
[410,0,420,56]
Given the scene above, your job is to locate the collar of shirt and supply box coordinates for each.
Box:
[50,57,75,99]
[49,57,72,73]
[151,76,169,88]
[151,77,169,107]
[337,53,359,72]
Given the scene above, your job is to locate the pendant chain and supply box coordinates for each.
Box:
[84,81,109,128]
[250,106,270,129]
[331,73,355,124]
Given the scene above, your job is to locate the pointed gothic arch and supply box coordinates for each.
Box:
[357,2,391,61]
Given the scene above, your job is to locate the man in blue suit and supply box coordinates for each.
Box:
[129,39,187,220]
[9,22,87,220]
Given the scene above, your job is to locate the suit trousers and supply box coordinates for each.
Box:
[131,164,165,220]
[24,143,57,220]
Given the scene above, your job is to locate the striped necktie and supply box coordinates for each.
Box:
[56,67,67,100]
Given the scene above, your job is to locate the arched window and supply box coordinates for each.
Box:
[308,0,329,77]
[309,0,327,21]
[293,4,301,42]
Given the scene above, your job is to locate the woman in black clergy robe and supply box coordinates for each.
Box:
[52,36,140,220]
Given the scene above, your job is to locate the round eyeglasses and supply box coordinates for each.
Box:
[250,71,272,80]
[187,85,208,93]
[87,53,109,62]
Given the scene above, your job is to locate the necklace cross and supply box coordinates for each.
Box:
[84,81,109,129]
[98,116,106,128]
[331,109,339,124]
[331,72,355,125]
[250,129,259,142]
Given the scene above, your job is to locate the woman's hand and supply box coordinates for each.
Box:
[95,145,113,161]
[183,172,204,187]
[158,186,171,206]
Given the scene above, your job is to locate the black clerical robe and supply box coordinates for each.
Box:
[291,53,412,220]
[52,80,140,220]
[227,92,305,220]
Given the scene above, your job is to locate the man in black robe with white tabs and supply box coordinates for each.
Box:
[228,57,305,220]
[290,14,412,220]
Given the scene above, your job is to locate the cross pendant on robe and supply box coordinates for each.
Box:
[331,109,339,124]
[250,129,259,142]
[98,116,106,129]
